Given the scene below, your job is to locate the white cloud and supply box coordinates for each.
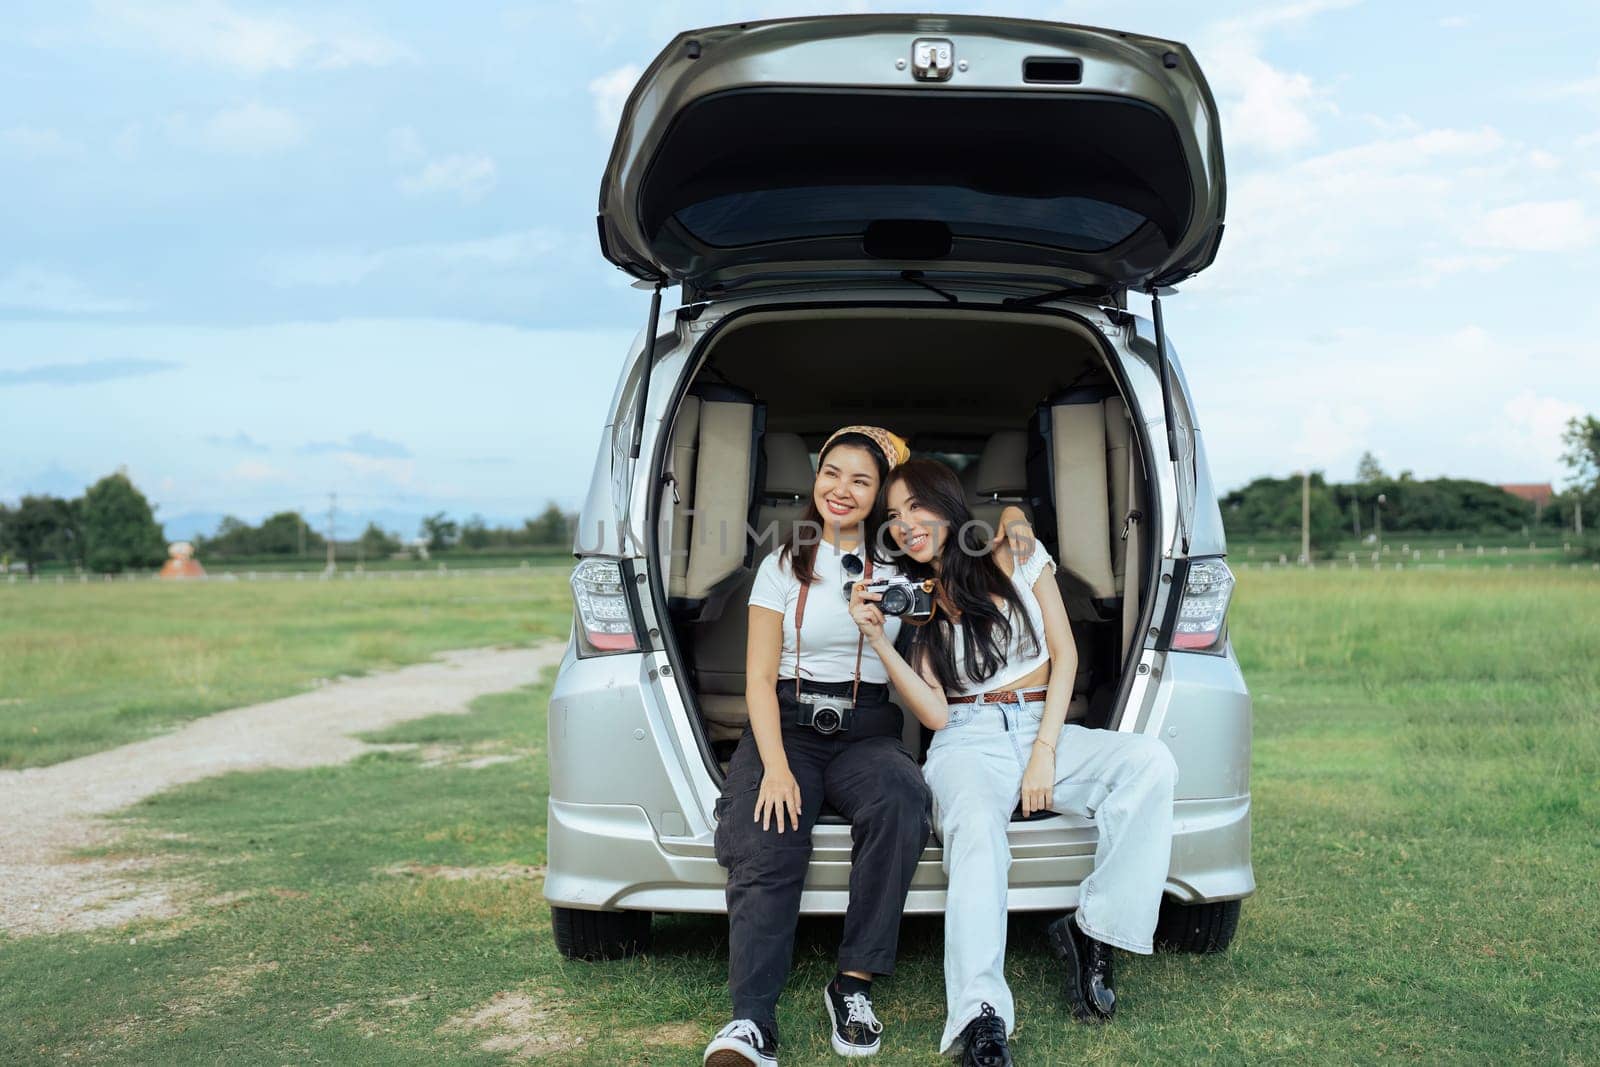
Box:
[1438,15,1473,29]
[1414,253,1510,287]
[1198,1,1357,155]
[263,230,558,287]
[587,64,642,137]
[398,153,497,200]
[1526,149,1561,170]
[1490,391,1585,477]
[1196,126,1508,290]
[229,459,284,482]
[332,453,415,486]
[186,102,305,155]
[0,267,146,314]
[388,125,424,163]
[1468,199,1598,253]
[92,0,407,74]
[1200,323,1599,488]
[0,126,85,161]
[1545,63,1600,100]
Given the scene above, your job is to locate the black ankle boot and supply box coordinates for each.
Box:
[958,1002,1011,1067]
[1047,914,1117,1022]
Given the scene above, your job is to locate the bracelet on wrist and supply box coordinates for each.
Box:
[1033,737,1056,753]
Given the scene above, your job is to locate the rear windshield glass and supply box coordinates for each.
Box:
[677,186,1145,252]
[639,89,1192,260]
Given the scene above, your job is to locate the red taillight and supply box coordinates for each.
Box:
[570,558,641,657]
[1170,557,1234,654]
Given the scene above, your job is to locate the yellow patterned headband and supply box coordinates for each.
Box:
[821,425,910,472]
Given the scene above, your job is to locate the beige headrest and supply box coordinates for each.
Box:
[762,433,813,499]
[972,431,1028,498]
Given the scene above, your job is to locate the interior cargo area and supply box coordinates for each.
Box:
[653,307,1154,772]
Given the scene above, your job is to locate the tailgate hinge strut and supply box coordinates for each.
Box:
[627,281,666,460]
[1147,286,1181,464]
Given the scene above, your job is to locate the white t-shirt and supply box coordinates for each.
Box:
[947,542,1057,697]
[748,543,902,685]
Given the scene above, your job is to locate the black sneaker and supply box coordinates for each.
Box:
[704,1019,778,1066]
[958,1002,1012,1067]
[1047,914,1116,1022]
[823,979,883,1057]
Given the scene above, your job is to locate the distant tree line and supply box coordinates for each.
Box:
[1223,432,1600,556]
[0,471,165,575]
[197,502,578,559]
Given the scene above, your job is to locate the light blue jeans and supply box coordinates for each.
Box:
[922,698,1177,1054]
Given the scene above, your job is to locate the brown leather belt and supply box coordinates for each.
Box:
[947,687,1049,705]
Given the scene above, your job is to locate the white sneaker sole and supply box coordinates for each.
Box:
[704,1038,777,1066]
[823,989,881,1058]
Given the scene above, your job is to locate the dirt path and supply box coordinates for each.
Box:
[0,642,565,938]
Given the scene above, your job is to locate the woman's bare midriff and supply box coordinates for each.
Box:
[986,660,1051,695]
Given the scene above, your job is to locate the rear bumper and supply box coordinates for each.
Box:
[544,792,1253,915]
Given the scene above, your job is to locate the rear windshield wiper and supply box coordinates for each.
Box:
[900,270,958,303]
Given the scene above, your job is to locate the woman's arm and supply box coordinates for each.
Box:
[1019,567,1078,816]
[745,606,802,832]
[849,585,950,730]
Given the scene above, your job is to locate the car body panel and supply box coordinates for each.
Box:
[598,14,1225,292]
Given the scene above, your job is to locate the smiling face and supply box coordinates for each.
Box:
[885,477,950,565]
[813,443,881,531]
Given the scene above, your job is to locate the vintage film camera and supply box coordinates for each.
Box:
[841,553,937,623]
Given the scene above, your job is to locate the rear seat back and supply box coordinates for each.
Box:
[1027,388,1144,620]
[666,384,765,615]
[692,432,813,741]
[967,431,1032,533]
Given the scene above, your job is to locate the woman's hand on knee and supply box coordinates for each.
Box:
[755,765,803,833]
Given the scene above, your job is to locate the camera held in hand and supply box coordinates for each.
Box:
[843,575,937,623]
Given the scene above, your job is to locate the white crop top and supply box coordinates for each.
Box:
[946,542,1057,697]
[749,543,903,684]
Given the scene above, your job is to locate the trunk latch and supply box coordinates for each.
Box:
[911,38,954,81]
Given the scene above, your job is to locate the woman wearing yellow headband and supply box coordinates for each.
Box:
[704,426,929,1067]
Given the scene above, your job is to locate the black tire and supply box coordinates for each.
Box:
[551,906,652,961]
[1153,896,1241,953]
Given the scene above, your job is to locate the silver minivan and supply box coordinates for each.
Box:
[546,14,1252,963]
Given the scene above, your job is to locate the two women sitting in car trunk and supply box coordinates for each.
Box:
[703,433,1177,1067]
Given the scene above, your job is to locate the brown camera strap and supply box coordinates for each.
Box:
[794,550,873,705]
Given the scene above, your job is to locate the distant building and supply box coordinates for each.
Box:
[1499,483,1554,520]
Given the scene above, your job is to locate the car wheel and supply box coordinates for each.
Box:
[1153,897,1241,953]
[551,905,652,960]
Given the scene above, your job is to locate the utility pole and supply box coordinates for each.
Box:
[1301,470,1311,565]
[325,493,337,572]
[298,510,306,557]
[1375,492,1386,554]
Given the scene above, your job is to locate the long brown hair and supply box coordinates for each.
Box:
[885,459,1039,691]
[779,433,891,585]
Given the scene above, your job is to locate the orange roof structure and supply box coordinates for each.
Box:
[1498,483,1554,507]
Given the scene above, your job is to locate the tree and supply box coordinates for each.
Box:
[1356,451,1385,483]
[82,473,165,573]
[359,522,401,558]
[5,495,71,575]
[460,514,491,550]
[1561,414,1600,493]
[420,512,459,551]
[526,502,572,546]
[253,511,314,555]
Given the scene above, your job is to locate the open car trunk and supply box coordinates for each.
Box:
[649,305,1158,782]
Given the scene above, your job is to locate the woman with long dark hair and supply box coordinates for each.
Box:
[848,459,1177,1066]
[704,427,932,1067]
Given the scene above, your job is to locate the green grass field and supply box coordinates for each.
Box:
[0,569,572,768]
[2,568,1597,1063]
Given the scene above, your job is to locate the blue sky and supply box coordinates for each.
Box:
[3,1,1598,539]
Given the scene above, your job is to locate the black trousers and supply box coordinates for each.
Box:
[713,686,931,1038]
